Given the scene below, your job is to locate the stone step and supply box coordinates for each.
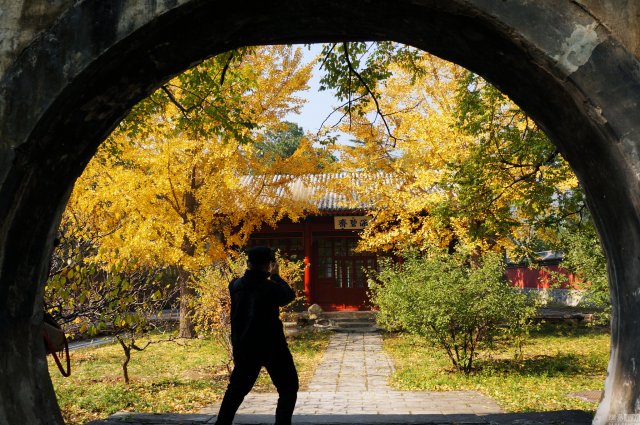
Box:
[316,315,379,333]
[325,317,376,323]
[332,321,377,328]
[293,311,379,333]
[318,311,377,319]
[333,326,381,333]
[310,319,380,333]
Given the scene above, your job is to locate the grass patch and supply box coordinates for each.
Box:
[50,330,330,425]
[384,323,609,412]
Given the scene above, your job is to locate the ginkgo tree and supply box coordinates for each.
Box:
[325,47,584,259]
[321,42,608,320]
[318,44,590,367]
[60,45,329,338]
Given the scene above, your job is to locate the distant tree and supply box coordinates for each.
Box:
[255,121,337,169]
[255,121,305,161]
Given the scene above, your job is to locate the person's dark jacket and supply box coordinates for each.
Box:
[229,269,296,354]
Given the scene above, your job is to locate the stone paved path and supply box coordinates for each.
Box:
[306,332,394,392]
[89,332,592,424]
[196,332,502,422]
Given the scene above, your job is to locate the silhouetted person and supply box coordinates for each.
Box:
[214,246,299,425]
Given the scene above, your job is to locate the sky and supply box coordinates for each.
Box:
[283,44,350,143]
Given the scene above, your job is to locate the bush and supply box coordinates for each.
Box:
[369,251,536,373]
[190,251,305,372]
[190,255,242,373]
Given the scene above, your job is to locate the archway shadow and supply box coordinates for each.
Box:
[87,410,593,424]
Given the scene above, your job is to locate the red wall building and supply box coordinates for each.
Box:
[246,175,579,310]
[505,251,578,290]
[249,214,581,311]
[249,214,377,311]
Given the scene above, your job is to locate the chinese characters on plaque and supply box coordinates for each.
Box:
[333,215,372,230]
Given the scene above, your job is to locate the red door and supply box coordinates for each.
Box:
[312,236,376,311]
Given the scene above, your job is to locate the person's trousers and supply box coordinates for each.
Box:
[215,346,299,425]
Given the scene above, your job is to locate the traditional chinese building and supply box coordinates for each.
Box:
[506,251,583,306]
[245,174,582,311]
[245,174,377,311]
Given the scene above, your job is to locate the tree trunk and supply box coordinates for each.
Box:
[122,349,131,384]
[178,230,197,339]
[118,337,132,384]
[178,269,196,338]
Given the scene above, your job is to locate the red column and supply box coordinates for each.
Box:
[303,218,312,305]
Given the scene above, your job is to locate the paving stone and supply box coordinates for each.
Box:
[568,390,602,403]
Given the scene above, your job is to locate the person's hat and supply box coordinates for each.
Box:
[247,246,276,266]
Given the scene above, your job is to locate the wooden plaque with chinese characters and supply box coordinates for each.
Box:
[333,216,372,230]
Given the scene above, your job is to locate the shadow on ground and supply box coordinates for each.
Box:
[86,409,593,424]
[475,353,586,377]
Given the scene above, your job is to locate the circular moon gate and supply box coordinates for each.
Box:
[1,1,640,423]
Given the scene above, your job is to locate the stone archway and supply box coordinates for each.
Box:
[1,1,640,423]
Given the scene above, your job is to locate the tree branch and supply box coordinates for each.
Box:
[161,85,190,118]
[342,42,399,146]
[219,51,234,87]
[316,94,368,136]
[485,148,560,208]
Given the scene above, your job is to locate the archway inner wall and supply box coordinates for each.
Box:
[1,1,640,424]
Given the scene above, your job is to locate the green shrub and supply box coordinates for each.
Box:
[369,251,536,373]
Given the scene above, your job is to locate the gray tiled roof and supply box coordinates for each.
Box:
[240,173,379,213]
[506,250,564,265]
